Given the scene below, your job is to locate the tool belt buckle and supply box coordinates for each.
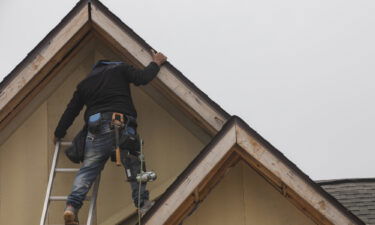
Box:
[111,112,124,127]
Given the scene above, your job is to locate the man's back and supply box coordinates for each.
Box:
[79,63,137,120]
[54,60,160,139]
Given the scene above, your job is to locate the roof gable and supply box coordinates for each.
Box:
[141,116,364,225]
[0,0,229,137]
[0,1,365,225]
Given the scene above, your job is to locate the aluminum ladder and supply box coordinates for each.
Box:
[40,141,100,225]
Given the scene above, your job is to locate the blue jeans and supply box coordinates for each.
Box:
[67,117,149,209]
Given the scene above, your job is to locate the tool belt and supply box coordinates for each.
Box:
[65,112,138,164]
[86,112,137,132]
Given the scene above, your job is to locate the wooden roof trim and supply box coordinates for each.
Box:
[141,116,364,225]
[89,0,229,134]
[235,118,365,225]
[317,178,375,185]
[0,0,90,125]
[0,0,89,92]
[89,0,229,121]
[0,0,229,135]
[141,118,237,225]
[235,123,362,225]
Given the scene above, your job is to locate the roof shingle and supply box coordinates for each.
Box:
[319,179,375,225]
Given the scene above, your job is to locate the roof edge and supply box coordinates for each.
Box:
[233,116,365,225]
[138,116,237,223]
[140,115,365,225]
[90,0,230,120]
[0,0,90,92]
[317,178,375,185]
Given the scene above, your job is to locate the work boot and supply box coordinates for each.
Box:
[63,204,79,225]
[139,200,155,217]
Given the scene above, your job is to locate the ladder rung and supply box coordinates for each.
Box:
[50,196,91,201]
[55,168,79,173]
[50,196,68,201]
[60,141,72,147]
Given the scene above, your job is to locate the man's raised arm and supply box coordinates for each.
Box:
[121,49,167,86]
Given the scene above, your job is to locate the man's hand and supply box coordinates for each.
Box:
[151,49,167,66]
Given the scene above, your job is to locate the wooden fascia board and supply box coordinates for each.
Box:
[0,32,95,136]
[143,116,364,225]
[0,0,229,136]
[0,2,90,125]
[235,120,364,225]
[162,151,240,225]
[89,1,229,134]
[144,123,237,225]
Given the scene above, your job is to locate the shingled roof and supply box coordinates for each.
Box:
[319,178,375,225]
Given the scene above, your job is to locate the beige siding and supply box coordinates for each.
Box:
[0,36,320,225]
[0,38,205,224]
[183,162,316,225]
[0,103,48,225]
[43,45,205,224]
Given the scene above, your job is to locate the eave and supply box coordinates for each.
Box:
[141,116,365,225]
[0,0,229,137]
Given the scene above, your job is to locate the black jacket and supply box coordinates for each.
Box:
[54,60,160,138]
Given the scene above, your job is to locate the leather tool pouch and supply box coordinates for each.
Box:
[110,116,140,162]
[120,130,140,155]
[120,117,140,154]
[65,124,87,164]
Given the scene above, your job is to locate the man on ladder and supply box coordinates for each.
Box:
[54,49,167,225]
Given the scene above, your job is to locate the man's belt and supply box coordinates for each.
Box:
[95,112,137,127]
[99,112,125,121]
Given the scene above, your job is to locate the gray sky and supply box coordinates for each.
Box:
[1,0,374,180]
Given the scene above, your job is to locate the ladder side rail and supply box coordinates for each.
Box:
[87,175,101,225]
[40,141,61,225]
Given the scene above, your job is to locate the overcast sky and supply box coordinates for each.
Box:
[1,0,374,180]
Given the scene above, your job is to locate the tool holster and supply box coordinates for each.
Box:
[111,113,125,166]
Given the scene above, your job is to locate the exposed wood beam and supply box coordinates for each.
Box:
[90,2,228,135]
[0,33,96,144]
[0,3,90,129]
[235,123,357,225]
[235,147,327,225]
[149,151,239,225]
[0,29,93,133]
[144,124,236,225]
[144,118,362,225]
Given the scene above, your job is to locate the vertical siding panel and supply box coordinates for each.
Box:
[0,103,48,225]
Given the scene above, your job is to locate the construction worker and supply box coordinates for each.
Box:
[54,50,167,225]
